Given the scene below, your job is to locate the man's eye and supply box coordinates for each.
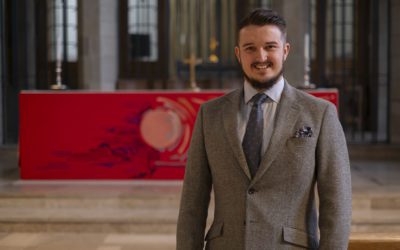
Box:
[266,45,276,50]
[245,47,255,51]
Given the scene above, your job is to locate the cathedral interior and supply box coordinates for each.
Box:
[0,0,399,249]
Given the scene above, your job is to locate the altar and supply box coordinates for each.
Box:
[19,89,338,180]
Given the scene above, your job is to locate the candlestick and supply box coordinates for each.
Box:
[50,1,67,90]
[301,33,315,89]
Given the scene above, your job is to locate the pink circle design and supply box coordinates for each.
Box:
[140,108,183,151]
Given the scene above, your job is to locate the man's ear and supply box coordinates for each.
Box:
[235,46,241,63]
[283,42,290,61]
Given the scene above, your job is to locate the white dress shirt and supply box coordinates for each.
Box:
[238,77,285,155]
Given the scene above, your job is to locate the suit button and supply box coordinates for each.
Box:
[248,188,255,194]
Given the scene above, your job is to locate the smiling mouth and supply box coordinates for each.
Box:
[252,62,272,70]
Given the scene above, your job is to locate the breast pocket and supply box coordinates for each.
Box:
[285,137,317,161]
[286,137,317,148]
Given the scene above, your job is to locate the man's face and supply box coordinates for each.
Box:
[235,24,290,90]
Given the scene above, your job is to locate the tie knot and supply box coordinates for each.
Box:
[251,93,268,106]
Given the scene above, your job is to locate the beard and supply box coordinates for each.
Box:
[240,63,284,90]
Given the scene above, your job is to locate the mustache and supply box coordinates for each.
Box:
[251,61,273,67]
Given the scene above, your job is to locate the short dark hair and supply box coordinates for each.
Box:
[237,8,287,42]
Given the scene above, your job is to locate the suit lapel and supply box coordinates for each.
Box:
[252,82,301,184]
[222,88,252,180]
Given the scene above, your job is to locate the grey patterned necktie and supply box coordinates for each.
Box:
[242,93,268,178]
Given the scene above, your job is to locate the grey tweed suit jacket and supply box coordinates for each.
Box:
[177,82,352,250]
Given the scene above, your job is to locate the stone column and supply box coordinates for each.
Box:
[376,0,390,142]
[273,0,309,87]
[391,1,400,143]
[80,0,118,90]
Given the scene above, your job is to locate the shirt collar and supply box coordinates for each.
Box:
[244,76,285,104]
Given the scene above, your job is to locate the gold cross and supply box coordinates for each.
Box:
[184,53,202,91]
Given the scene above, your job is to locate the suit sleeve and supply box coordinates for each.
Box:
[316,103,352,249]
[176,105,212,250]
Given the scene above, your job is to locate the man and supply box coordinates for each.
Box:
[177,8,351,250]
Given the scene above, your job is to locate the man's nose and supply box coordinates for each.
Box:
[256,48,268,61]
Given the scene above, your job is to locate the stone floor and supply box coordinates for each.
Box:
[0,145,399,249]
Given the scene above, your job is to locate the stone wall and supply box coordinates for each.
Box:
[273,0,309,87]
[80,0,118,91]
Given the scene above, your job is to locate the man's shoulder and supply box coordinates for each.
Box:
[287,84,334,112]
[201,88,241,109]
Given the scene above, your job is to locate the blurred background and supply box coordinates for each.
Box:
[0,0,398,145]
[0,1,399,249]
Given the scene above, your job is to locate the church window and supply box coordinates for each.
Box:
[128,0,158,62]
[47,0,78,62]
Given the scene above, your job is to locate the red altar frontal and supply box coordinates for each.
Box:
[19,89,338,180]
